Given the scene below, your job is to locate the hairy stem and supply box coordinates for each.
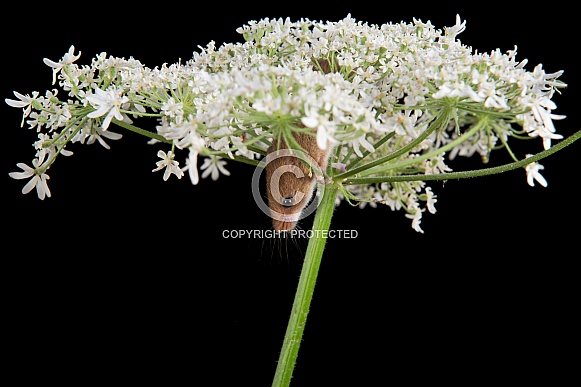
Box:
[271,184,340,387]
[344,128,581,185]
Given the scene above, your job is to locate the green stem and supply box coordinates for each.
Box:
[344,128,581,185]
[357,118,485,177]
[333,108,448,180]
[271,184,340,387]
[112,119,170,143]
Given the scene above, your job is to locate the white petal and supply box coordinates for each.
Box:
[9,171,32,180]
[87,106,110,118]
[188,154,199,185]
[5,98,28,108]
[301,116,318,128]
[22,176,38,194]
[101,130,122,140]
[535,173,548,187]
[217,163,231,176]
[42,58,61,69]
[316,126,328,150]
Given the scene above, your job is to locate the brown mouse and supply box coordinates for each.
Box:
[264,58,338,231]
[265,130,332,231]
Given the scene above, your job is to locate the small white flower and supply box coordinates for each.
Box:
[521,95,565,149]
[525,155,548,187]
[5,90,39,109]
[445,14,466,37]
[161,97,184,119]
[86,87,130,130]
[301,107,338,150]
[425,187,438,214]
[86,125,123,150]
[5,90,40,127]
[477,82,509,109]
[43,45,81,85]
[9,159,51,200]
[200,156,231,181]
[433,81,482,102]
[405,197,425,233]
[405,209,424,233]
[152,150,184,181]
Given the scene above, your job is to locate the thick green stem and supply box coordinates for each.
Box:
[271,184,340,387]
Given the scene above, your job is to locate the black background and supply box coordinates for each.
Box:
[2,2,578,385]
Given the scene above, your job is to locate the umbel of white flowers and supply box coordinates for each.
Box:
[6,14,566,232]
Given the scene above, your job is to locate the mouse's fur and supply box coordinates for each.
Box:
[265,131,331,231]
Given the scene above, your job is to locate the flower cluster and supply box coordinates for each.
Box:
[6,14,566,232]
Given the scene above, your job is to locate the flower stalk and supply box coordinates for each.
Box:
[112,119,170,143]
[343,128,581,185]
[271,183,339,387]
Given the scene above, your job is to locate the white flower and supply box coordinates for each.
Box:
[525,155,548,187]
[9,159,51,200]
[301,107,337,150]
[161,97,184,119]
[181,134,206,185]
[33,133,72,162]
[432,81,482,102]
[7,13,569,220]
[5,90,40,127]
[86,126,123,150]
[425,187,437,214]
[200,156,231,180]
[521,95,564,149]
[86,87,130,130]
[445,14,466,38]
[477,82,509,109]
[405,197,425,233]
[385,111,418,137]
[405,209,424,233]
[152,150,184,181]
[43,45,81,85]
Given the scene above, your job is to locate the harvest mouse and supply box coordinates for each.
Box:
[264,59,337,231]
[265,130,333,231]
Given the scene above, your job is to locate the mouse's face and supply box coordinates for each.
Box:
[265,152,316,231]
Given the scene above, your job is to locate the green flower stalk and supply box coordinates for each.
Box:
[5,14,579,386]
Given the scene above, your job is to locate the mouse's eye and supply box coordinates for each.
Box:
[282,196,294,207]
